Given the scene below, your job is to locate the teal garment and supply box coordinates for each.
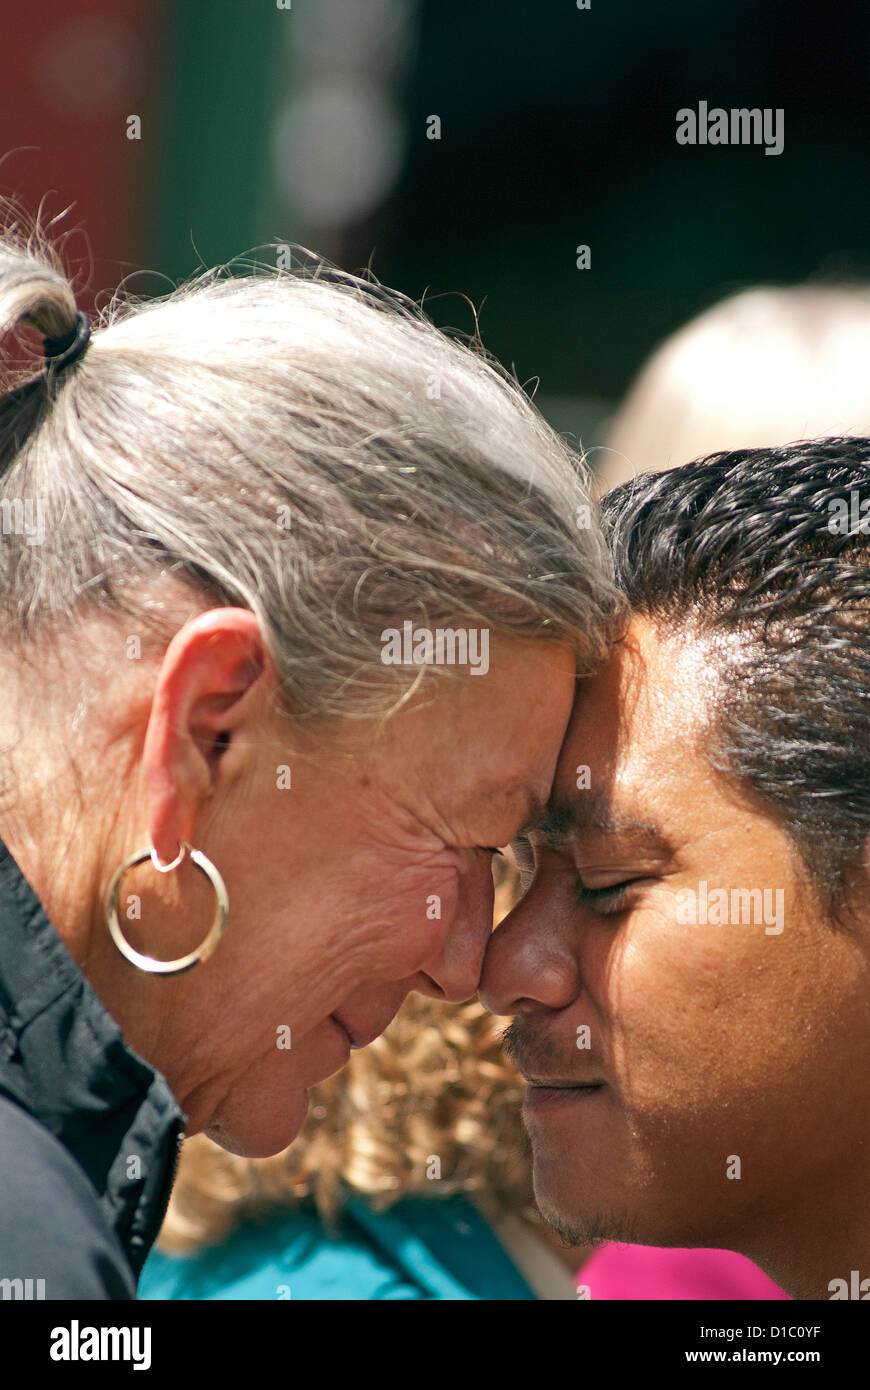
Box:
[138,1194,536,1301]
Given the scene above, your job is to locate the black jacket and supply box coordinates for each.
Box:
[0,835,186,1298]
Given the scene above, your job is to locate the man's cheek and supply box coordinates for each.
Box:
[607,946,717,1106]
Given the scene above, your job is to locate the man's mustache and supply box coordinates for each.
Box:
[502,1018,572,1078]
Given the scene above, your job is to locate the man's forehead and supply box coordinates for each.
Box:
[565,619,719,759]
[532,620,722,846]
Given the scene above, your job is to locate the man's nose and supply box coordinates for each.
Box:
[480,876,581,1016]
[410,855,494,1003]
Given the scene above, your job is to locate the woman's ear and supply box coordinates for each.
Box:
[143,610,271,862]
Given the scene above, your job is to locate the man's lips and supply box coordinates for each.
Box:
[524,1080,606,1109]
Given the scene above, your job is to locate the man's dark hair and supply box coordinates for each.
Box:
[600,436,870,908]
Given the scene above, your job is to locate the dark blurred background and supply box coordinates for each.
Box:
[2,0,870,448]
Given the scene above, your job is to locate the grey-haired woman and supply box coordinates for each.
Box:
[0,229,619,1297]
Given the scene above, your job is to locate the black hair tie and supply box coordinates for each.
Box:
[43,310,91,372]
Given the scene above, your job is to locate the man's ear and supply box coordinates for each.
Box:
[143,609,273,863]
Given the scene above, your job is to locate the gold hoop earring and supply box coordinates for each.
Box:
[105,842,229,976]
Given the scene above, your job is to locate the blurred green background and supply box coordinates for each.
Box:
[4,0,870,449]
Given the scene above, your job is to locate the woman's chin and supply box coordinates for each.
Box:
[204,1088,311,1158]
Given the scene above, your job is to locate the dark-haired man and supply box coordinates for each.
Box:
[481,438,870,1301]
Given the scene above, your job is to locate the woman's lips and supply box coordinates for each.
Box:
[330,1013,384,1050]
[329,1014,355,1050]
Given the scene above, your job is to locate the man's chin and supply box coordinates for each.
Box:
[532,1163,637,1248]
[535,1188,641,1250]
[530,1134,649,1249]
[532,1149,722,1253]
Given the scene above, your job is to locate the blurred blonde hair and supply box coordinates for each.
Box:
[598,284,870,492]
[158,861,530,1253]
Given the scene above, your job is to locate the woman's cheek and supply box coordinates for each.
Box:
[377,860,462,976]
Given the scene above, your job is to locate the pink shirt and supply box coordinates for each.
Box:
[579,1244,789,1300]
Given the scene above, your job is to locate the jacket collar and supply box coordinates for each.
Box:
[0,835,186,1279]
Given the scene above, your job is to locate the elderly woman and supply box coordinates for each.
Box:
[0,227,618,1298]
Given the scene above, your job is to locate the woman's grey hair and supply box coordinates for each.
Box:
[0,222,620,724]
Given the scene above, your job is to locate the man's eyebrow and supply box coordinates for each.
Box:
[527,791,665,849]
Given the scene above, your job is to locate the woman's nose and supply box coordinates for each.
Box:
[411,855,495,1003]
